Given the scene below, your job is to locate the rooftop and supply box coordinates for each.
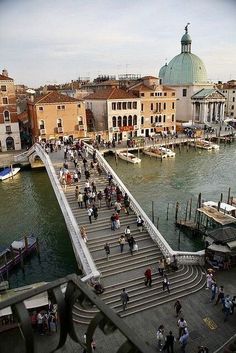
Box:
[0,74,13,81]
[34,91,82,104]
[85,87,137,100]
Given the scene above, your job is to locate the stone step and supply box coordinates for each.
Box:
[72,266,205,325]
[95,244,160,265]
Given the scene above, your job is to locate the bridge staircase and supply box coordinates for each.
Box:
[52,151,205,328]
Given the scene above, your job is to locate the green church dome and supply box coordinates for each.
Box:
[159,63,168,79]
[161,52,207,85]
[159,26,208,85]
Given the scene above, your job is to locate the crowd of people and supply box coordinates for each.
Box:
[31,303,57,335]
[206,269,236,322]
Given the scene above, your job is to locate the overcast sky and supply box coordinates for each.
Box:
[0,0,236,87]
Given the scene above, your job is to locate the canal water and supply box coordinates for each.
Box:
[0,168,77,288]
[105,143,236,252]
[0,143,235,288]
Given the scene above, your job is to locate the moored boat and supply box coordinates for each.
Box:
[190,139,219,150]
[158,146,176,157]
[0,236,37,277]
[117,151,141,164]
[0,167,20,181]
[143,147,168,159]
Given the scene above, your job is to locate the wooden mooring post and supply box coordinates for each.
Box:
[166,203,169,221]
[189,198,192,220]
[175,202,179,222]
[227,187,231,204]
[152,201,154,223]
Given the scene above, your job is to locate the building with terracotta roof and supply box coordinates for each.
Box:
[0,69,21,151]
[85,87,141,141]
[28,91,87,142]
[128,76,176,137]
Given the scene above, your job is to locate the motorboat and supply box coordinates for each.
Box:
[117,151,141,164]
[143,148,168,159]
[190,140,219,150]
[0,167,20,181]
[0,236,37,277]
[158,146,176,157]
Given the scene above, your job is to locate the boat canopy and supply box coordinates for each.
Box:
[11,240,25,250]
[198,206,236,226]
[203,201,236,213]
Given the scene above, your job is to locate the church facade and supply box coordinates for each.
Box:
[159,25,225,125]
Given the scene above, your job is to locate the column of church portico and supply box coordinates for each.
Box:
[202,102,207,123]
[192,103,196,124]
[209,103,213,123]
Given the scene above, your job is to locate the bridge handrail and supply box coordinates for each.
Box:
[86,143,205,265]
[31,144,100,281]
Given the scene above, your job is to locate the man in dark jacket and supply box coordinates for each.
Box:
[163,331,175,353]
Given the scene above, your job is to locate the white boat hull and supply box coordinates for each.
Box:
[0,167,21,181]
[118,152,141,164]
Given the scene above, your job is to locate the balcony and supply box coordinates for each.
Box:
[0,274,149,353]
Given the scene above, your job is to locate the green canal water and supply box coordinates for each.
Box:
[0,169,77,288]
[106,143,236,252]
[0,143,235,287]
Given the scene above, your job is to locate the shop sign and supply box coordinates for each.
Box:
[120,126,134,132]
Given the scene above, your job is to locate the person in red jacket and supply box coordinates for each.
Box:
[144,267,152,287]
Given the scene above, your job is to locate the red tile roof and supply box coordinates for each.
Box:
[85,87,137,100]
[0,74,13,81]
[34,91,82,104]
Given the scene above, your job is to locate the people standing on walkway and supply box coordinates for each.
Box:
[158,258,165,277]
[114,200,122,214]
[114,212,120,229]
[87,207,93,224]
[80,226,88,243]
[110,213,116,231]
[124,193,130,215]
[179,328,189,353]
[162,330,175,353]
[77,192,83,208]
[177,318,187,339]
[92,204,98,220]
[119,235,125,253]
[97,191,103,208]
[128,235,135,255]
[215,285,224,305]
[120,288,129,311]
[75,185,79,200]
[206,271,213,289]
[124,225,131,240]
[162,275,170,293]
[144,267,152,287]
[137,215,144,231]
[174,300,182,317]
[156,325,165,351]
[210,280,218,302]
[165,256,171,272]
[223,295,233,322]
[104,243,110,260]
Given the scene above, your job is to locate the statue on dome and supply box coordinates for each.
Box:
[185,22,190,33]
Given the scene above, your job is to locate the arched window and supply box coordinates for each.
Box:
[158,103,161,112]
[123,116,127,126]
[141,116,144,125]
[4,110,10,121]
[128,115,132,126]
[57,118,62,127]
[118,116,122,127]
[39,120,45,129]
[159,116,162,123]
[133,115,137,125]
[112,116,116,128]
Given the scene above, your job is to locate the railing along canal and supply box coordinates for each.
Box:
[0,274,150,353]
[85,143,205,265]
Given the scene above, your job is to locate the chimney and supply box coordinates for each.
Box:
[2,68,8,77]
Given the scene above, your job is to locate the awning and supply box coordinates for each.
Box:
[197,206,236,226]
[0,292,49,317]
[208,243,231,253]
[227,240,236,249]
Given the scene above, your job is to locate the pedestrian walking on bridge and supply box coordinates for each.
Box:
[104,243,110,260]
[144,267,152,287]
[120,288,129,311]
